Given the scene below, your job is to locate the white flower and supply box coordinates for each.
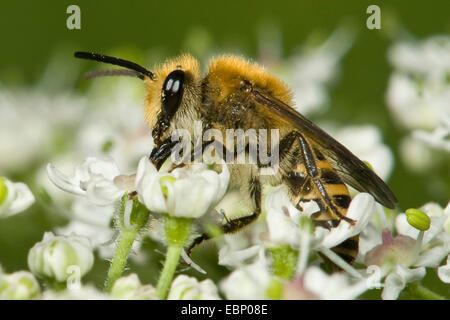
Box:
[331,125,394,181]
[386,36,450,131]
[265,185,318,245]
[382,264,426,300]
[364,231,423,300]
[167,275,221,300]
[265,186,375,249]
[218,244,261,268]
[0,271,40,300]
[286,26,354,115]
[220,250,271,300]
[284,266,368,300]
[135,157,229,218]
[413,119,450,152]
[111,273,157,300]
[399,136,435,173]
[388,36,450,80]
[28,232,94,282]
[54,198,116,259]
[395,202,450,268]
[42,285,109,300]
[216,191,266,267]
[0,177,35,218]
[437,254,450,283]
[321,193,376,248]
[357,202,395,259]
[365,202,450,299]
[0,88,85,172]
[76,119,154,173]
[47,157,128,206]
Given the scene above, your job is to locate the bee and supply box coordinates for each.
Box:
[74,52,397,265]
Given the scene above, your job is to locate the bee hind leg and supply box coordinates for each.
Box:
[186,177,262,256]
[186,209,262,256]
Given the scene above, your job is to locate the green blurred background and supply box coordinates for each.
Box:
[0,0,449,295]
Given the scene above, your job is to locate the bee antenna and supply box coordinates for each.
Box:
[74,51,156,81]
[83,69,145,80]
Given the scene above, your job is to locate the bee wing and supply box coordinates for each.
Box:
[251,89,398,209]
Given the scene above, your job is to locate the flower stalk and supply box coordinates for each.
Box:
[404,282,445,300]
[156,215,193,299]
[105,194,150,292]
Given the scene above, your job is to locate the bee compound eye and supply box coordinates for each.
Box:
[162,69,185,118]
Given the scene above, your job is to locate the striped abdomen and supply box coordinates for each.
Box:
[285,134,359,264]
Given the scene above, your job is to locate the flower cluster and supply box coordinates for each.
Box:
[386,36,450,173]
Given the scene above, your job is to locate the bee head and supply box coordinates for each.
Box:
[74,52,202,148]
[144,54,202,146]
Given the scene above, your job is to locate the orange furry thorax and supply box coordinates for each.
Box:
[207,55,292,105]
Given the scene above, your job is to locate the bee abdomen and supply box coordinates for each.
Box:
[287,134,360,265]
[331,235,360,264]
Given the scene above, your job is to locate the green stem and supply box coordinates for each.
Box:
[156,215,193,300]
[45,279,66,292]
[104,195,150,292]
[104,225,138,292]
[156,244,183,299]
[405,282,445,300]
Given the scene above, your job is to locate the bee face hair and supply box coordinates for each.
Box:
[143,54,202,144]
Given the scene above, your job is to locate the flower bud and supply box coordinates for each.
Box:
[111,273,157,300]
[42,285,108,300]
[167,275,220,300]
[405,208,431,231]
[28,232,94,283]
[0,271,40,300]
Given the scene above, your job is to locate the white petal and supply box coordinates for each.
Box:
[220,250,270,299]
[85,157,120,180]
[86,178,123,206]
[298,200,320,217]
[382,272,405,300]
[135,157,167,213]
[397,265,426,283]
[303,266,330,295]
[215,163,230,203]
[437,255,450,283]
[166,176,216,218]
[322,193,375,248]
[180,249,206,274]
[218,245,261,267]
[265,186,301,245]
[74,157,120,187]
[395,213,419,239]
[304,265,368,300]
[168,275,220,300]
[415,241,449,268]
[46,163,86,196]
[7,182,35,215]
[423,211,449,245]
[0,180,35,218]
[382,264,425,300]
